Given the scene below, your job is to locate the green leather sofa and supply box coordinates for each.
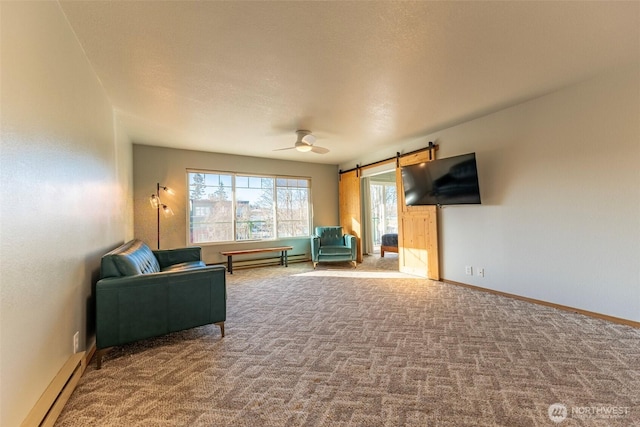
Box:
[95,239,226,368]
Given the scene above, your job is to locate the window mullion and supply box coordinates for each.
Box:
[273,179,278,239]
[232,174,237,242]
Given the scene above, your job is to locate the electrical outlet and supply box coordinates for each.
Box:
[478,268,485,277]
[465,266,473,275]
[73,331,79,353]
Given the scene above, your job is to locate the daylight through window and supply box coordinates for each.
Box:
[188,171,311,244]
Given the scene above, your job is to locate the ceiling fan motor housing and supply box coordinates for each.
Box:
[297,130,315,144]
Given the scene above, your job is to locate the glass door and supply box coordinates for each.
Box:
[369,178,398,253]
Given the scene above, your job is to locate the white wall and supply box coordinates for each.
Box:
[341,65,640,322]
[0,3,133,426]
[132,145,339,264]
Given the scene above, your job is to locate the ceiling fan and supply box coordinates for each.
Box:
[274,130,329,154]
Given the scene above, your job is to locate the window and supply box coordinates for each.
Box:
[235,175,274,241]
[276,178,310,238]
[187,170,311,244]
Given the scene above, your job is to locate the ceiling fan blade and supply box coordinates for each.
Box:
[311,146,329,154]
[301,134,316,144]
[273,146,296,151]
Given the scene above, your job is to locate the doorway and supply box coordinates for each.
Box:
[362,170,397,255]
[338,146,440,279]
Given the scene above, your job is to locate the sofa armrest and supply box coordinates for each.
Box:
[311,235,320,262]
[153,247,202,268]
[344,234,357,259]
[344,234,356,248]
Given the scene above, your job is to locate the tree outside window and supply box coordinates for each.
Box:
[188,172,233,243]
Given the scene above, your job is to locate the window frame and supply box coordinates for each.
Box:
[186,169,313,246]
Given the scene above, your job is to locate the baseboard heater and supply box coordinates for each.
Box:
[21,352,85,427]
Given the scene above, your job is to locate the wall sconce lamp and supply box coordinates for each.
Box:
[150,183,174,249]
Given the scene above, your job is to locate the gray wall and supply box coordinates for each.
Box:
[133,145,339,264]
[0,3,133,426]
[341,64,640,323]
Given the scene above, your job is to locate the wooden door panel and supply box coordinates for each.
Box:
[396,153,440,279]
[399,215,426,276]
[338,169,363,263]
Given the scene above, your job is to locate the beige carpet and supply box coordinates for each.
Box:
[56,255,639,426]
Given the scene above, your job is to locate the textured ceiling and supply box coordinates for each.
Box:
[59,1,639,165]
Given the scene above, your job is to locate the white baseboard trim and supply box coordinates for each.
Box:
[21,352,84,427]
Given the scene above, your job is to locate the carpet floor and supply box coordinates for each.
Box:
[55,255,640,426]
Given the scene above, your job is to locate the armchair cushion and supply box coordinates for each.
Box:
[318,226,346,247]
[318,246,353,256]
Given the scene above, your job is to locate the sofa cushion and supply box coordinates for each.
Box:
[161,261,207,272]
[109,240,160,276]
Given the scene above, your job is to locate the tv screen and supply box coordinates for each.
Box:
[401,153,481,206]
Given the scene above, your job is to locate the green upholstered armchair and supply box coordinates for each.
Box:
[95,239,226,368]
[310,226,357,269]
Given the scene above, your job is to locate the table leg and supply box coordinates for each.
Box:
[227,255,233,274]
[284,250,288,267]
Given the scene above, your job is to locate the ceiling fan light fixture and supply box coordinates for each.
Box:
[273,129,328,154]
[295,142,313,152]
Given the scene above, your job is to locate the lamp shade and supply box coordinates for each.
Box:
[150,194,160,208]
[161,204,174,217]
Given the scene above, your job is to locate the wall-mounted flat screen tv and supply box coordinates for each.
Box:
[401,152,481,206]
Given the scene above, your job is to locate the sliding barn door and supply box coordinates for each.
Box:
[396,152,440,279]
[339,169,363,263]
